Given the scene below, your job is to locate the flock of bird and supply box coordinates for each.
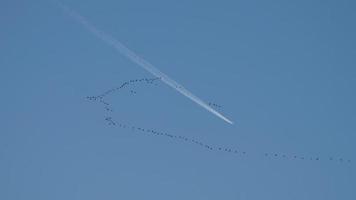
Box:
[86,77,160,112]
[86,77,352,165]
[208,102,223,109]
[105,117,352,163]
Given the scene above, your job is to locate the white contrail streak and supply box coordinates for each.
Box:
[56,2,233,125]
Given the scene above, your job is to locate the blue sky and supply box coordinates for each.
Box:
[1,0,355,199]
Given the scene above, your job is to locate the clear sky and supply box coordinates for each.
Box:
[1,0,355,199]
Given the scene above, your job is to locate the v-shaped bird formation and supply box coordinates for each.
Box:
[86,77,352,165]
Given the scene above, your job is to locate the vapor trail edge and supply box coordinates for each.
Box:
[56,1,234,125]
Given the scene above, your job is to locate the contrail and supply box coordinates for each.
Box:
[56,1,233,124]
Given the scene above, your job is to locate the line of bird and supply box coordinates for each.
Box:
[208,102,222,109]
[103,117,351,164]
[87,77,352,165]
[86,77,223,112]
[86,77,161,111]
[87,77,161,100]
